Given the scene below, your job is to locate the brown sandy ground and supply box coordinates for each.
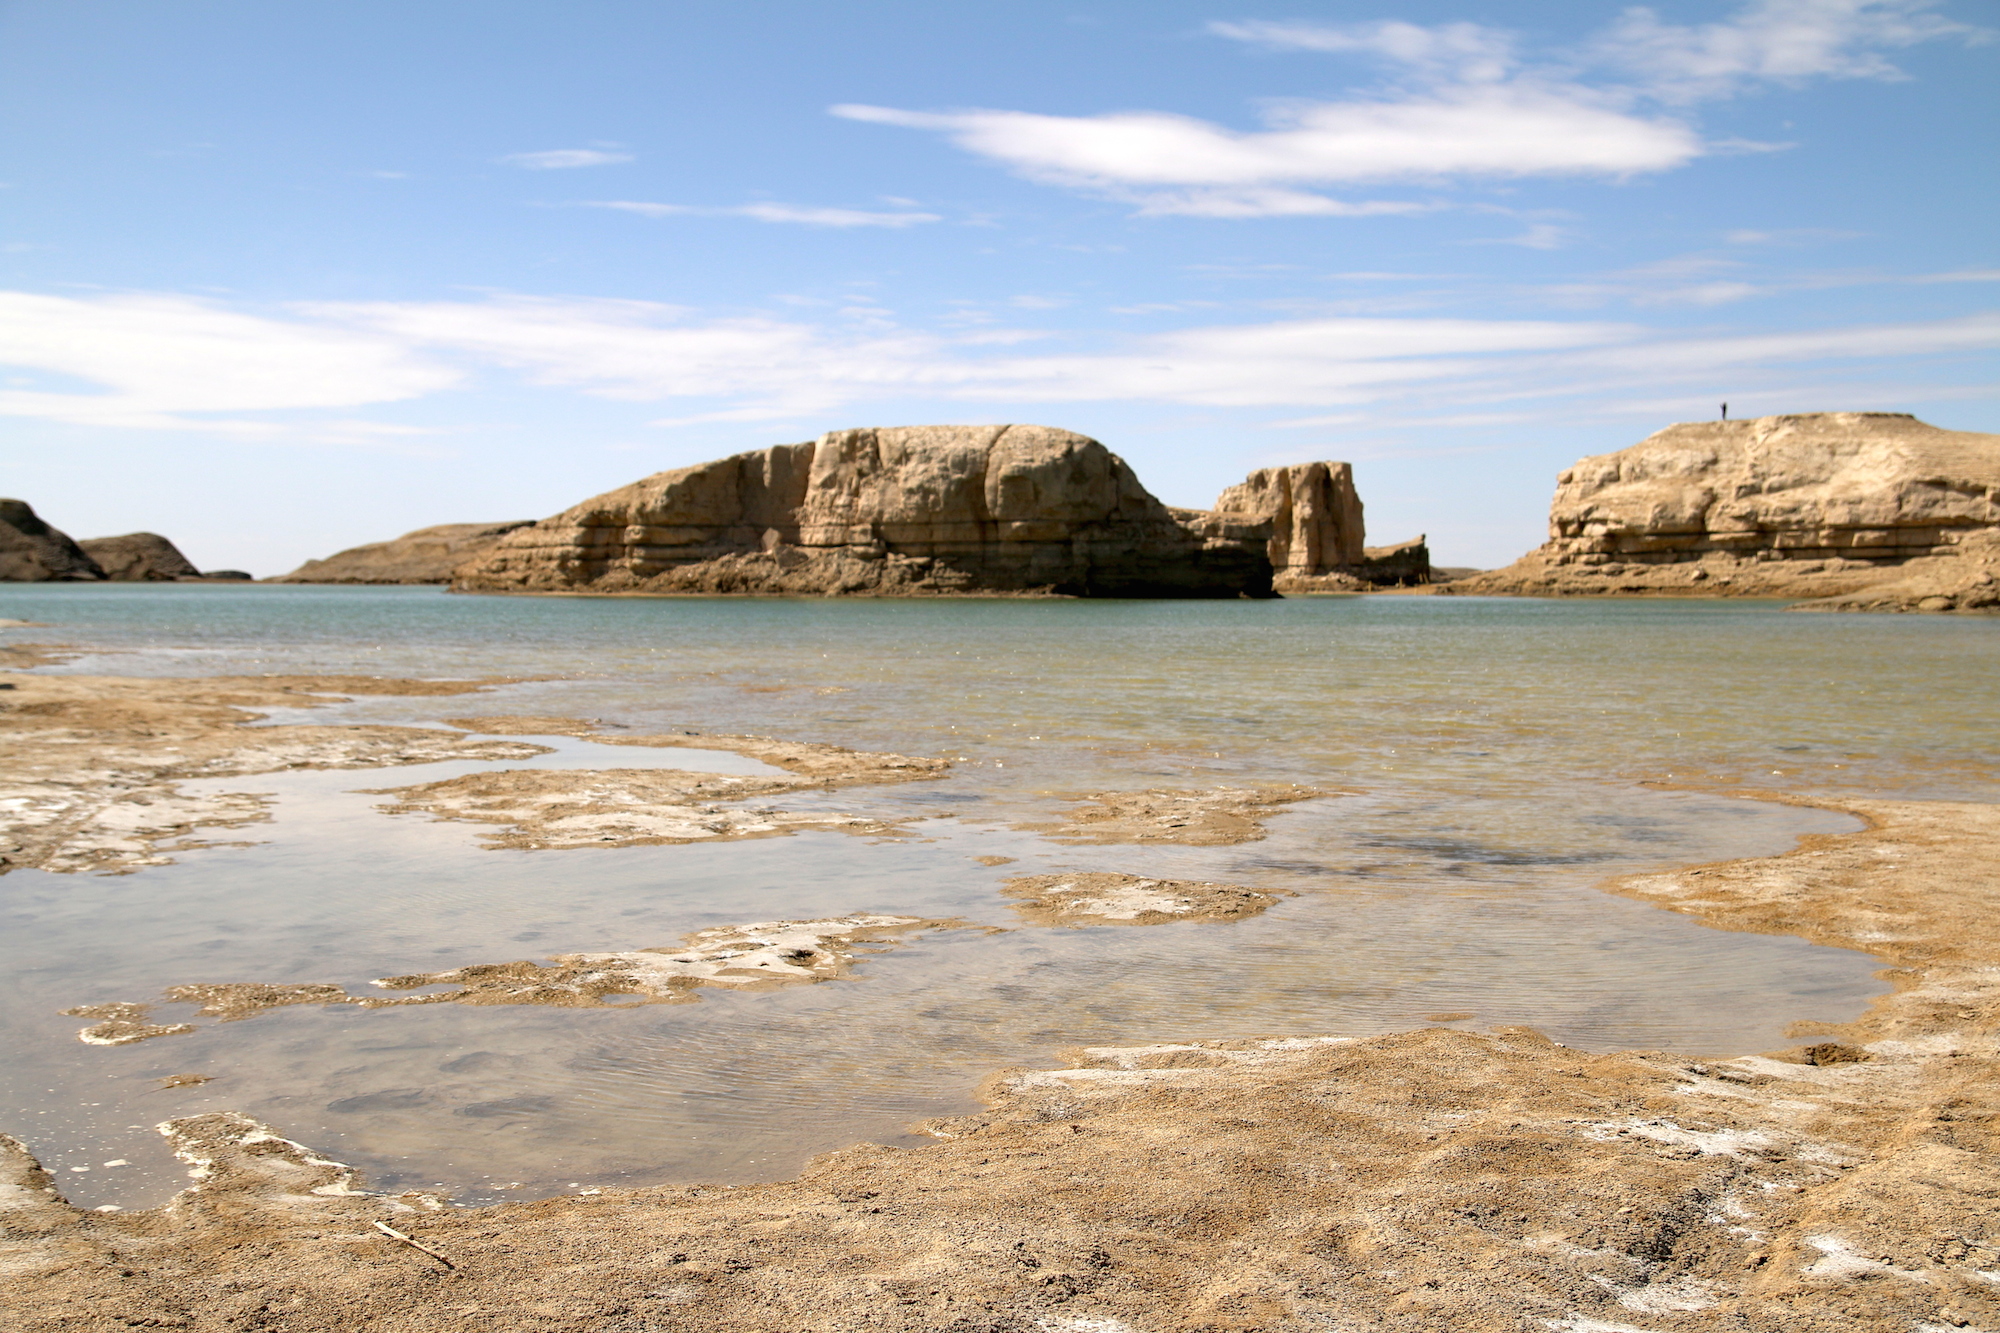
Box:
[0,672,548,875]
[4,793,1994,1331]
[1001,873,1283,927]
[60,917,971,1047]
[1016,786,1337,846]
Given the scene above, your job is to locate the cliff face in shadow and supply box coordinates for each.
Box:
[1449,413,2000,608]
[0,500,104,582]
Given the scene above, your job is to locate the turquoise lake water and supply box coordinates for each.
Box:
[1,584,1994,1210]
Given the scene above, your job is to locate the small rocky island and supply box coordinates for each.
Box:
[1450,412,2000,611]
[449,424,1426,598]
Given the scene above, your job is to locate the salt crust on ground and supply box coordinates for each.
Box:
[1016,785,1336,846]
[0,687,948,875]
[0,672,542,876]
[1001,873,1282,926]
[6,792,1996,1331]
[356,715,953,849]
[62,916,970,1045]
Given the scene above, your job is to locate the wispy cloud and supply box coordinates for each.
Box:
[3,290,1992,436]
[1589,0,1988,103]
[0,292,456,431]
[831,95,1698,214]
[583,200,942,228]
[833,0,1982,219]
[502,148,634,169]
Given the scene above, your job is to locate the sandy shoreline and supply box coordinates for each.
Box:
[1,670,1995,1331]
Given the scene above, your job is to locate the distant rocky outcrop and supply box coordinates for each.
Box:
[273,521,535,585]
[0,500,104,581]
[452,428,1286,597]
[1188,461,1426,591]
[1448,413,2000,608]
[79,532,200,581]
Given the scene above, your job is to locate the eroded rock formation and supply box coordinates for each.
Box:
[1450,412,2000,605]
[0,500,103,581]
[451,426,1267,597]
[272,521,534,584]
[77,532,200,581]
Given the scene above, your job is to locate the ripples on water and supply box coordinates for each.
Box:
[1,585,1995,1210]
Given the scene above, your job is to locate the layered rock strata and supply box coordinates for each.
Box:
[272,520,534,584]
[453,426,1269,597]
[0,500,103,581]
[1452,412,2000,603]
[451,426,1412,598]
[77,532,200,581]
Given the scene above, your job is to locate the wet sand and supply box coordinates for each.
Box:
[1,670,1994,1330]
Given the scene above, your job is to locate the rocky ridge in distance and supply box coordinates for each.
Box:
[77,533,200,582]
[449,425,1427,598]
[270,521,535,585]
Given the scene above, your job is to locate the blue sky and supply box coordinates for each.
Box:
[1,0,1994,573]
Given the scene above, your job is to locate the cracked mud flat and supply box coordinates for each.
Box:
[1001,873,1283,927]
[4,794,1995,1332]
[61,917,970,1045]
[0,672,545,875]
[1016,785,1338,846]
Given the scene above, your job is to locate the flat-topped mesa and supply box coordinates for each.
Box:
[1449,413,2000,603]
[1547,412,1999,565]
[455,425,1305,597]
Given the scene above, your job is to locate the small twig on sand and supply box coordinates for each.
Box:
[373,1219,455,1269]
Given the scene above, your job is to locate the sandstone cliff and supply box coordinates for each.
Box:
[1448,413,2000,606]
[78,532,200,581]
[0,500,104,581]
[452,426,1379,598]
[273,521,534,585]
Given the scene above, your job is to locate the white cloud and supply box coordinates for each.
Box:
[1464,222,1574,250]
[835,1,1981,218]
[502,149,634,169]
[1208,18,1518,81]
[832,93,1700,209]
[1591,0,1987,102]
[583,200,941,228]
[0,292,456,430]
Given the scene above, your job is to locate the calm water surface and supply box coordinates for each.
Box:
[2,585,1994,1210]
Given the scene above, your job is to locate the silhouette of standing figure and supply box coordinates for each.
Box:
[1722,402,1729,421]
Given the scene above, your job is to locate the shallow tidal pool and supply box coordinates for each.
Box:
[3,584,1995,1209]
